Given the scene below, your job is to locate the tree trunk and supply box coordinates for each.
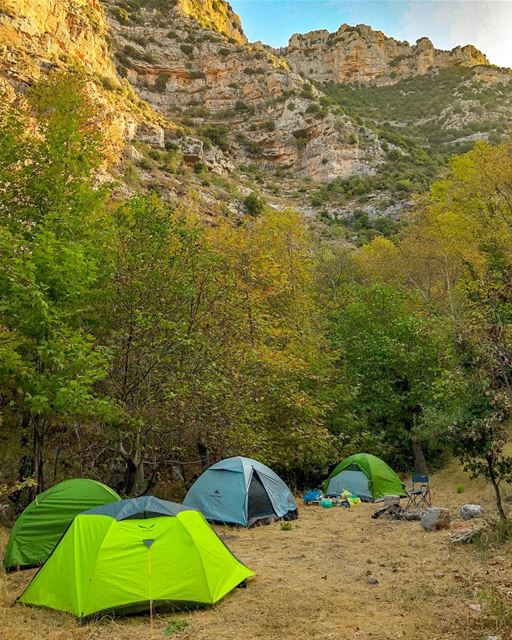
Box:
[32,417,45,494]
[487,454,507,520]
[119,441,144,495]
[16,413,34,503]
[412,439,428,474]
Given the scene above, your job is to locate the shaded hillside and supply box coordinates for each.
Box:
[306,66,512,220]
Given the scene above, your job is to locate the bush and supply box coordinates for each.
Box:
[193,161,206,174]
[154,74,168,92]
[189,70,206,80]
[201,125,229,151]
[243,193,265,217]
[455,483,465,494]
[123,45,142,59]
[180,44,194,56]
[234,100,252,114]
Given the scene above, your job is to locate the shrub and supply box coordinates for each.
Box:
[142,52,156,64]
[113,7,130,24]
[234,100,251,114]
[154,74,168,92]
[244,193,265,216]
[455,483,465,494]
[193,161,206,174]
[123,44,142,59]
[259,120,275,132]
[180,44,194,56]
[201,125,229,151]
[100,76,119,92]
[189,70,206,80]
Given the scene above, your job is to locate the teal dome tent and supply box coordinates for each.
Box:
[184,456,298,527]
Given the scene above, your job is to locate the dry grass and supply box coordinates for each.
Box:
[1,464,512,640]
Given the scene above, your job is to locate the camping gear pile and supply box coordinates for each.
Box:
[5,451,414,624]
[303,453,407,508]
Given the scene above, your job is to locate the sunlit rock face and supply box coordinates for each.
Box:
[0,0,117,81]
[281,24,489,86]
[103,2,383,181]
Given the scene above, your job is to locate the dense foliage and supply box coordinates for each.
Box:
[1,72,512,518]
[0,74,334,501]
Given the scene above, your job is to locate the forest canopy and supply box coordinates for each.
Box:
[1,73,512,515]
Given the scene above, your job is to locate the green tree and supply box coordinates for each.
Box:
[328,283,454,471]
[0,73,113,495]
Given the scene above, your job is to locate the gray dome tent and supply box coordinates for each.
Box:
[183,456,298,527]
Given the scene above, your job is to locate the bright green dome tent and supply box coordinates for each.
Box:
[323,453,406,502]
[4,478,120,571]
[18,496,254,619]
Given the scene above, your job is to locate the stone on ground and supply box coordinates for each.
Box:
[421,507,451,531]
[459,504,484,520]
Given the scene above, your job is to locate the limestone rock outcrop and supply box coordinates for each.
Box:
[105,3,382,181]
[281,24,489,86]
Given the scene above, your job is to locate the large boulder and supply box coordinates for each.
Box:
[135,123,165,148]
[459,504,484,520]
[421,507,451,531]
[179,136,204,162]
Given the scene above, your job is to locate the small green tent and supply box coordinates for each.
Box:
[18,496,254,619]
[4,478,120,571]
[323,453,406,501]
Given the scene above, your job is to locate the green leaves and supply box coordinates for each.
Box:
[0,72,114,490]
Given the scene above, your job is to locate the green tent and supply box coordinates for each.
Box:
[18,496,254,619]
[323,453,406,501]
[4,478,120,571]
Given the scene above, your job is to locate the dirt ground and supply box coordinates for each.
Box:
[1,463,512,640]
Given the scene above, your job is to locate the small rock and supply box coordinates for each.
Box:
[434,571,445,579]
[123,144,143,163]
[468,603,481,613]
[421,507,451,531]
[487,635,501,640]
[367,575,379,585]
[459,504,484,520]
[450,528,482,545]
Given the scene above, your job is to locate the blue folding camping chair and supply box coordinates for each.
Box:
[406,475,432,509]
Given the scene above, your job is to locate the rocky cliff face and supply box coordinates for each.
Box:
[1,0,507,223]
[0,0,116,86]
[282,24,489,86]
[175,0,246,44]
[105,1,383,181]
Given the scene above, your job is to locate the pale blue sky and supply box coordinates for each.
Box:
[230,1,512,67]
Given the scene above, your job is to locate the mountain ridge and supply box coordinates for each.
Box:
[280,23,490,86]
[1,0,510,226]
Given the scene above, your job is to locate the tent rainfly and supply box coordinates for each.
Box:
[4,478,120,571]
[18,496,254,619]
[183,456,298,527]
